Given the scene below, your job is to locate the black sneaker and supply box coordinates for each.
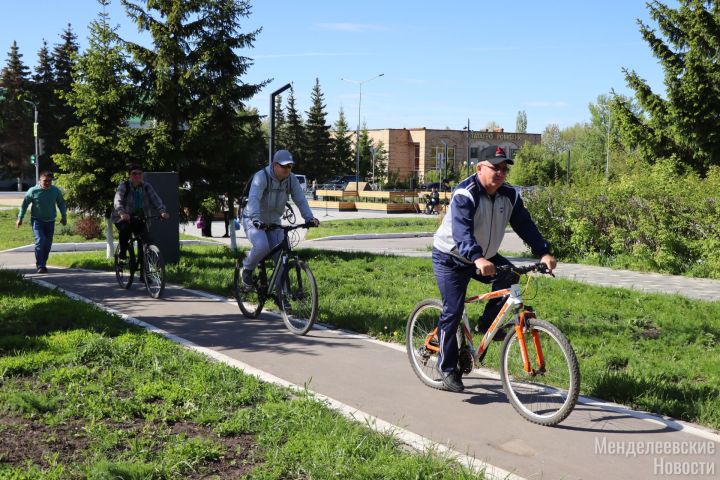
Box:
[240,268,255,290]
[475,323,507,342]
[441,370,465,393]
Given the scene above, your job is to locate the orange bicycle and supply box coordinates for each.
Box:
[406,262,580,426]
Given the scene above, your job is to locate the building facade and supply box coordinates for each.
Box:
[366,128,541,182]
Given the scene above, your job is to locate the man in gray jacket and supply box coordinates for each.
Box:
[240,150,319,292]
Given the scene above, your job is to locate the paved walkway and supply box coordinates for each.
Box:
[1,252,718,480]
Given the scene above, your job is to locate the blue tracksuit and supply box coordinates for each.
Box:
[432,175,550,374]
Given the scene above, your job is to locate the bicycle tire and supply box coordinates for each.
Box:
[499,317,580,426]
[233,258,265,318]
[279,258,317,335]
[143,244,165,299]
[283,203,296,224]
[114,242,135,289]
[406,299,445,389]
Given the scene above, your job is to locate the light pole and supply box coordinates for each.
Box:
[341,73,384,186]
[23,100,39,184]
[269,83,292,165]
[463,118,471,177]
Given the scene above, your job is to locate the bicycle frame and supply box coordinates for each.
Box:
[254,225,303,299]
[424,280,543,374]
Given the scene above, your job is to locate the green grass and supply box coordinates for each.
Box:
[305,217,441,240]
[0,269,485,478]
[49,245,720,429]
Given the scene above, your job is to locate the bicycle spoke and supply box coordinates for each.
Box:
[143,245,165,298]
[280,259,317,335]
[406,300,444,388]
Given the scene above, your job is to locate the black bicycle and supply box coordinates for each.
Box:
[114,214,166,299]
[233,222,318,335]
[282,202,296,224]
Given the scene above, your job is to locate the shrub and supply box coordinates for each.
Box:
[74,216,103,239]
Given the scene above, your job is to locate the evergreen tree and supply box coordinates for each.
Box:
[273,94,287,150]
[330,106,353,176]
[54,0,137,218]
[120,0,267,217]
[303,78,331,180]
[51,24,80,158]
[32,40,57,170]
[0,41,33,181]
[357,123,373,180]
[283,86,305,169]
[516,110,527,133]
[615,0,720,173]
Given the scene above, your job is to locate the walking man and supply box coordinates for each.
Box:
[16,171,67,273]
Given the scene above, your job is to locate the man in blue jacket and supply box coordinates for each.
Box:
[240,150,319,301]
[432,145,556,392]
[16,171,67,273]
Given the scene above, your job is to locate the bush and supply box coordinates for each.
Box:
[74,216,103,240]
[524,160,720,278]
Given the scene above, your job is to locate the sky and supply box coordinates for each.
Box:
[1,0,673,134]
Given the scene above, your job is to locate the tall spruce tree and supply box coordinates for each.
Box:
[330,106,353,176]
[615,0,720,173]
[33,40,57,170]
[121,0,267,217]
[51,24,80,159]
[0,41,33,181]
[273,94,287,150]
[303,78,331,180]
[54,0,137,218]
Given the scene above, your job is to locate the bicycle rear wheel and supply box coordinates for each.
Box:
[280,259,317,335]
[114,242,135,289]
[499,317,580,426]
[406,299,445,389]
[233,258,265,318]
[143,244,165,298]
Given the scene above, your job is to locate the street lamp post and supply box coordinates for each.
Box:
[269,83,292,165]
[463,118,471,177]
[341,73,384,187]
[23,100,39,184]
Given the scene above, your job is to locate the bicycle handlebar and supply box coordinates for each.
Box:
[498,262,555,277]
[268,221,317,231]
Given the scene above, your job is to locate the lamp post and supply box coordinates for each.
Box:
[341,73,384,186]
[23,100,39,184]
[269,83,292,165]
[463,118,471,177]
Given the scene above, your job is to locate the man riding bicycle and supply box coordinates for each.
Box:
[112,164,169,260]
[240,150,320,297]
[432,145,556,393]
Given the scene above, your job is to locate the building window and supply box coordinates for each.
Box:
[430,145,455,172]
[470,147,478,159]
[414,143,420,170]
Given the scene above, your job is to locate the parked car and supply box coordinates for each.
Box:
[295,174,308,193]
[323,175,364,189]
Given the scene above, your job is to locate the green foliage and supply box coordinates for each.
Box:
[509,143,565,186]
[524,160,720,277]
[330,106,354,177]
[515,110,527,133]
[0,41,34,179]
[303,78,332,181]
[616,0,720,173]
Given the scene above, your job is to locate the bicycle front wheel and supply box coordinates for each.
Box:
[233,258,264,318]
[143,244,165,298]
[499,317,580,426]
[114,242,135,289]
[284,203,296,224]
[406,299,445,390]
[280,258,317,335]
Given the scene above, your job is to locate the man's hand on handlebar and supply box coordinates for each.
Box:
[474,257,496,277]
[120,213,130,222]
[309,218,320,227]
[252,219,268,230]
[540,254,557,273]
[160,212,169,220]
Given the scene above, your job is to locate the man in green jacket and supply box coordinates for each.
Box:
[16,171,67,273]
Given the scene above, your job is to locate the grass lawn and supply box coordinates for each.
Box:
[0,209,102,251]
[305,217,441,240]
[0,269,484,478]
[49,245,720,430]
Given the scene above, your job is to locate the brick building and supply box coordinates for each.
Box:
[365,128,541,182]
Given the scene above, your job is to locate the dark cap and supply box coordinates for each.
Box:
[272,150,295,165]
[478,145,514,165]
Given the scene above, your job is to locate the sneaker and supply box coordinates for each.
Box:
[475,323,507,342]
[240,268,255,289]
[37,267,48,274]
[441,370,465,393]
[222,233,230,238]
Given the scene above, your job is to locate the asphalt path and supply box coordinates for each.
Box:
[1,249,718,479]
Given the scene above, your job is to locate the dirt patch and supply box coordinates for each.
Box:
[0,414,261,478]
